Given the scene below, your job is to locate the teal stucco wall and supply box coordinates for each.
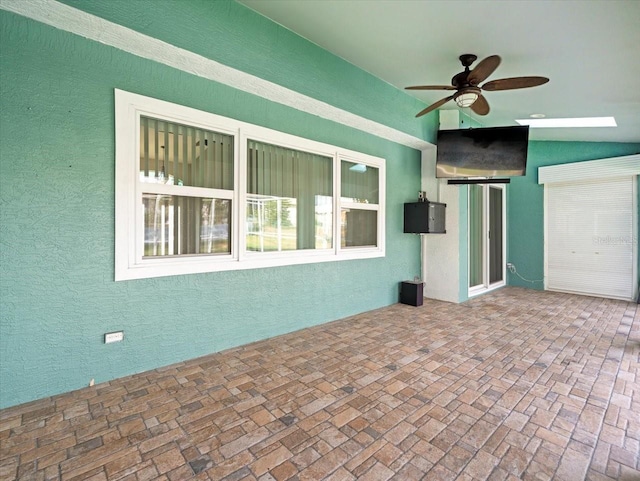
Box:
[507,141,640,289]
[0,2,435,408]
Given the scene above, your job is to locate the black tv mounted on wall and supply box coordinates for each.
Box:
[436,125,529,183]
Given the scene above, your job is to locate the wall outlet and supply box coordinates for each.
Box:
[105,331,124,343]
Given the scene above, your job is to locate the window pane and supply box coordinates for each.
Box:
[143,194,230,257]
[469,185,483,287]
[140,117,233,189]
[246,195,296,252]
[341,209,377,248]
[247,140,333,251]
[341,161,379,204]
[489,187,503,284]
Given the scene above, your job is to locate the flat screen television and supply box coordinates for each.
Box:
[436,126,529,178]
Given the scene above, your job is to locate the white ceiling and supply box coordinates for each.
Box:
[238,0,640,144]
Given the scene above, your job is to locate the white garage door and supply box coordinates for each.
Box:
[545,176,635,300]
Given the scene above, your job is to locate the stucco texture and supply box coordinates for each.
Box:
[0,3,428,408]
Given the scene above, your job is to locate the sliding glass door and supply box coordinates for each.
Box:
[469,185,484,289]
[488,186,503,284]
[469,184,506,295]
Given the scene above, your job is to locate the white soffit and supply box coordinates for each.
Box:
[0,0,433,151]
[538,154,640,184]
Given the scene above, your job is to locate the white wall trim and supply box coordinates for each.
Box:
[538,154,640,184]
[0,0,433,151]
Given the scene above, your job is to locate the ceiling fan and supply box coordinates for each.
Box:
[406,54,549,117]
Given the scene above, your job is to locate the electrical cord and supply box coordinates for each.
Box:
[507,263,544,284]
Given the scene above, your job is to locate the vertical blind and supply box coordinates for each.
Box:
[139,117,233,257]
[247,140,332,197]
[247,140,333,251]
[341,161,379,204]
[142,196,230,257]
[140,116,233,189]
[340,160,379,248]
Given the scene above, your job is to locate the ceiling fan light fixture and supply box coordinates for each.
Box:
[455,91,478,108]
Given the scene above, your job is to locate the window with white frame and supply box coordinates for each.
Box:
[139,117,233,258]
[340,159,380,248]
[115,90,385,280]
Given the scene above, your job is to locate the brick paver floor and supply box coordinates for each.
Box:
[1,287,638,480]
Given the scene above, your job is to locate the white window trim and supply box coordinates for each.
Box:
[115,89,385,281]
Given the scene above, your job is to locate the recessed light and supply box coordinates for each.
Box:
[516,117,617,128]
[529,113,546,118]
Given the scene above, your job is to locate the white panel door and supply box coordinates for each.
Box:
[545,176,636,300]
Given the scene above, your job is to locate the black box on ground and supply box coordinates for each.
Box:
[400,281,423,306]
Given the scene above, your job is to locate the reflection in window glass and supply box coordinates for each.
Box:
[246,194,297,252]
[143,195,230,257]
[139,117,233,189]
[341,160,379,204]
[341,209,377,248]
[247,140,333,252]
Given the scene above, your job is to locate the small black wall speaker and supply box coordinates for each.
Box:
[404,201,446,234]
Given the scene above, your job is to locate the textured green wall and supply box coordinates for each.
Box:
[57,0,437,144]
[507,141,640,289]
[0,3,432,408]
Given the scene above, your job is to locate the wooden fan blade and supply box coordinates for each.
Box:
[482,76,549,91]
[470,94,490,116]
[405,85,457,91]
[415,95,455,117]
[467,55,501,85]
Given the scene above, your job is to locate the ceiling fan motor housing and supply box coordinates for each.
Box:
[452,71,471,88]
[459,54,477,67]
